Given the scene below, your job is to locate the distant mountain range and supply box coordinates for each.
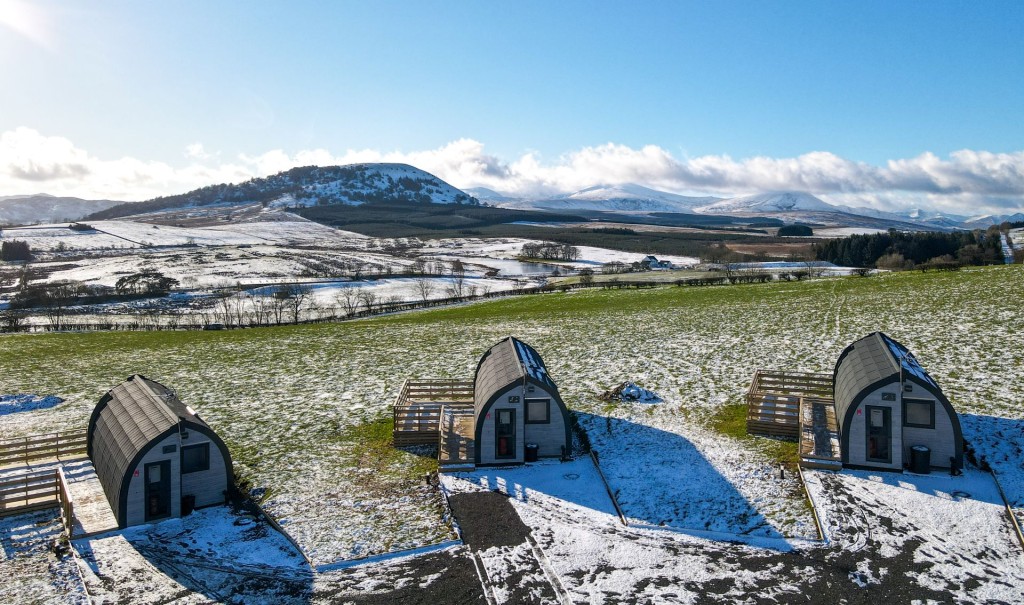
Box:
[478,185,1024,231]
[4,163,1021,230]
[477,183,722,214]
[0,194,123,226]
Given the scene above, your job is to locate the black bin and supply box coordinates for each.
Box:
[910,445,930,474]
[525,443,539,462]
[182,495,196,516]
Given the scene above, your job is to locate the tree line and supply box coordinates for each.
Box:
[520,242,580,261]
[813,228,1006,269]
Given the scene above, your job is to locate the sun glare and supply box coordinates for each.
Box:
[0,0,54,50]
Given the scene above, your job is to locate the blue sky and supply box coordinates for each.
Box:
[1,1,1022,214]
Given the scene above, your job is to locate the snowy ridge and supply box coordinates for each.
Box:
[497,183,721,213]
[696,191,836,214]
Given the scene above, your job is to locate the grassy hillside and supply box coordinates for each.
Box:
[1,265,1021,561]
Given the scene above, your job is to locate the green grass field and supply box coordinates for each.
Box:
[2,264,1021,561]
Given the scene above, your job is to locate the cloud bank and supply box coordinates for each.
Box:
[2,127,1022,216]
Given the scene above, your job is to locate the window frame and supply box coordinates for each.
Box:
[181,442,210,474]
[524,398,551,424]
[903,398,935,429]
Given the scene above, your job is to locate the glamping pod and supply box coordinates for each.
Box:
[473,337,572,465]
[87,375,233,528]
[833,332,963,471]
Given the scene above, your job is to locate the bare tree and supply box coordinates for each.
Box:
[335,288,360,316]
[249,294,271,326]
[447,260,467,298]
[357,289,378,313]
[412,258,427,275]
[0,309,27,333]
[413,278,435,303]
[269,286,289,325]
[275,284,312,324]
[37,280,82,331]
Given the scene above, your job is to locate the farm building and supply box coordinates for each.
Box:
[473,337,572,465]
[640,255,670,269]
[87,375,233,528]
[833,332,963,471]
[393,337,572,470]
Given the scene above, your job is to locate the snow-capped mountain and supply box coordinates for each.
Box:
[0,193,125,225]
[495,183,722,213]
[964,212,1024,228]
[563,184,721,210]
[695,192,837,214]
[88,163,478,220]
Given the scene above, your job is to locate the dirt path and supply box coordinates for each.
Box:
[448,491,568,604]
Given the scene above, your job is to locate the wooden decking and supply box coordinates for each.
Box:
[746,370,834,439]
[0,456,118,537]
[393,379,478,471]
[393,379,475,447]
[746,370,842,470]
[438,404,476,472]
[798,397,842,470]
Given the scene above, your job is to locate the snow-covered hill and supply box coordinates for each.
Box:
[0,194,124,226]
[695,192,836,214]
[88,163,478,220]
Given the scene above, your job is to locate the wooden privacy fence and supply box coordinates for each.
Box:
[0,468,76,536]
[393,379,474,447]
[0,430,89,467]
[746,370,834,439]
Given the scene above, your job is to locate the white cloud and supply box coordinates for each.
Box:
[184,143,212,160]
[1,127,1022,215]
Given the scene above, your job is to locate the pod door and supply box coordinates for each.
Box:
[865,406,892,464]
[145,460,171,521]
[495,409,516,459]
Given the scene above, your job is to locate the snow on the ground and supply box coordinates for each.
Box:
[727,260,857,275]
[0,510,87,605]
[583,415,815,538]
[1010,228,1024,250]
[25,244,419,291]
[804,468,1024,601]
[443,461,805,602]
[1,219,367,252]
[414,237,699,269]
[300,276,526,307]
[74,506,310,604]
[814,227,889,237]
[0,393,64,416]
[444,459,620,519]
[1000,232,1015,264]
[442,459,1024,603]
